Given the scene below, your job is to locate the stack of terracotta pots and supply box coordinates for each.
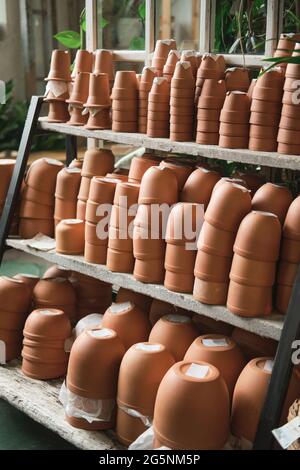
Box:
[185,334,245,398]
[72,50,93,78]
[170,61,195,142]
[227,211,281,317]
[77,148,115,221]
[56,219,85,255]
[44,50,71,123]
[83,73,111,130]
[0,159,15,217]
[54,167,81,225]
[71,272,112,319]
[151,39,177,76]
[163,50,181,82]
[231,358,300,444]
[133,167,178,284]
[107,182,140,273]
[153,361,230,449]
[249,69,284,152]
[231,327,278,360]
[128,155,158,184]
[147,77,170,138]
[181,167,221,209]
[224,67,250,92]
[194,181,252,305]
[181,50,199,78]
[66,72,90,126]
[159,160,193,191]
[251,182,293,225]
[219,91,250,149]
[196,79,226,145]
[195,54,223,104]
[164,203,202,293]
[20,158,64,239]
[116,288,152,315]
[85,177,118,265]
[276,196,300,314]
[111,71,138,133]
[116,342,175,446]
[65,328,125,430]
[278,43,300,155]
[102,302,151,351]
[138,67,156,133]
[33,278,77,324]
[273,33,300,69]
[0,277,32,362]
[149,314,198,361]
[22,308,72,380]
[94,49,114,92]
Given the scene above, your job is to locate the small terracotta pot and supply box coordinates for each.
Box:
[24,308,71,340]
[197,221,236,258]
[77,177,91,202]
[112,121,138,133]
[277,142,300,155]
[112,100,138,112]
[170,96,194,107]
[55,167,81,201]
[196,132,219,145]
[249,137,278,152]
[149,299,177,326]
[0,310,27,331]
[14,273,39,291]
[21,184,54,207]
[165,243,197,274]
[280,237,300,263]
[274,33,300,58]
[19,218,54,239]
[54,198,77,221]
[219,110,250,125]
[67,72,90,106]
[67,105,88,126]
[85,199,111,225]
[102,302,151,350]
[133,258,165,284]
[113,71,138,90]
[222,90,251,111]
[170,105,194,115]
[194,249,232,283]
[153,361,230,450]
[197,55,222,80]
[105,173,128,182]
[225,67,250,92]
[22,358,68,380]
[33,278,76,307]
[279,115,300,131]
[128,156,158,183]
[72,50,93,77]
[170,132,194,142]
[56,219,85,255]
[252,183,293,225]
[110,205,135,229]
[85,109,111,130]
[230,254,276,287]
[133,231,166,262]
[45,50,72,82]
[147,119,169,131]
[147,128,170,138]
[193,277,228,305]
[76,199,87,220]
[251,98,281,114]
[164,270,194,293]
[26,158,64,193]
[250,111,280,127]
[219,135,249,149]
[283,195,300,240]
[108,226,133,253]
[147,101,169,113]
[192,314,233,336]
[140,65,157,85]
[227,280,273,317]
[153,40,177,60]
[185,334,245,397]
[111,88,138,100]
[116,288,152,313]
[180,168,220,209]
[197,120,220,133]
[219,122,249,137]
[277,261,298,287]
[20,200,53,219]
[0,277,32,313]
[197,108,221,121]
[234,172,264,196]
[159,161,193,191]
[149,315,198,361]
[106,248,134,273]
[165,202,201,245]
[94,49,114,80]
[252,85,283,102]
[171,87,195,99]
[231,328,278,360]
[84,241,107,265]
[88,176,117,205]
[205,181,251,232]
[139,166,178,205]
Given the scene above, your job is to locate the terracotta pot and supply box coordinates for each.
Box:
[280,236,300,263]
[110,205,135,229]
[227,280,273,317]
[165,202,201,245]
[116,288,152,313]
[275,284,292,314]
[147,119,169,131]
[113,183,139,210]
[114,71,138,90]
[55,167,81,201]
[223,90,250,111]
[111,88,138,100]
[21,184,54,207]
[94,49,114,80]
[133,258,165,284]
[88,176,117,204]
[170,132,194,142]
[33,278,76,307]
[196,132,219,145]
[250,111,280,127]
[128,156,158,183]
[252,183,293,225]
[231,328,278,360]
[0,277,31,313]
[192,314,233,336]
[274,33,300,58]
[45,50,72,82]
[54,198,77,221]
[276,260,298,287]
[278,142,300,155]
[180,168,220,209]
[219,122,249,137]
[147,101,169,113]
[106,248,134,273]
[185,334,245,397]
[112,100,138,112]
[84,241,107,265]
[172,61,195,84]
[170,87,195,99]
[163,50,180,75]
[251,99,281,114]
[153,361,230,450]
[43,266,70,280]
[102,302,151,350]
[231,358,300,443]
[67,105,88,126]
[76,199,87,220]
[197,221,236,258]
[159,161,193,192]
[133,231,166,262]
[165,243,197,274]
[164,270,194,293]
[85,199,110,225]
[169,96,194,107]
[233,172,264,196]
[249,137,278,152]
[19,217,54,239]
[24,308,71,341]
[197,54,222,80]
[105,173,128,182]
[67,72,90,106]
[153,40,177,60]
[56,219,85,255]
[219,135,249,149]
[116,342,175,444]
[22,357,68,380]
[0,159,15,202]
[253,85,283,103]
[230,254,276,287]
[77,177,91,202]
[170,104,194,115]
[14,273,39,291]
[193,277,228,305]
[139,166,178,205]
[197,108,221,121]
[279,115,300,131]
[140,65,157,85]
[72,50,93,77]
[194,249,232,283]
[219,110,250,126]
[197,120,220,133]
[112,121,138,133]
[205,181,251,232]
[0,310,27,331]
[108,225,133,252]
[149,299,176,326]
[225,67,250,92]
[283,195,300,240]
[85,109,111,130]
[180,51,198,77]
[26,158,64,193]
[147,128,170,138]
[20,200,53,219]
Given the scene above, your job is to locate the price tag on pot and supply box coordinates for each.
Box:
[272,417,300,449]
[202,338,228,348]
[186,363,209,379]
[0,341,6,365]
[264,359,274,373]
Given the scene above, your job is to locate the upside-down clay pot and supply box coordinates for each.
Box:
[94,49,114,82]
[72,50,93,77]
[102,302,151,350]
[82,148,115,178]
[14,273,39,291]
[192,314,234,336]
[33,278,76,307]
[197,221,236,258]
[251,183,293,225]
[230,254,276,287]
[139,166,178,205]
[116,342,175,446]
[149,314,198,361]
[56,219,85,255]
[0,277,32,313]
[26,158,64,193]
[128,155,159,183]
[166,202,202,245]
[116,288,152,314]
[159,161,193,191]
[194,249,232,282]
[227,280,273,317]
[133,258,165,284]
[43,265,70,280]
[193,277,229,305]
[65,328,125,430]
[149,299,177,326]
[231,358,300,444]
[282,195,300,240]
[180,168,221,209]
[153,361,230,450]
[225,67,250,92]
[231,327,278,360]
[45,50,72,82]
[55,167,81,201]
[275,284,293,314]
[185,334,245,397]
[23,308,72,341]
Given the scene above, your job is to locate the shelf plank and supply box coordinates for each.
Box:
[39,118,300,171]
[7,238,284,341]
[0,362,122,450]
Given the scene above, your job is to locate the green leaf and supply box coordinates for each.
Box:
[129,36,145,50]
[81,10,86,32]
[138,1,146,21]
[287,10,300,28]
[100,17,109,29]
[54,31,81,49]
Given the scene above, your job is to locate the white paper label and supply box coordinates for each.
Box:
[45,158,64,167]
[0,341,6,365]
[272,417,300,449]
[110,302,132,314]
[88,328,113,338]
[135,343,162,352]
[264,359,274,373]
[40,309,59,316]
[186,363,210,379]
[45,81,69,98]
[203,338,228,348]
[165,314,190,324]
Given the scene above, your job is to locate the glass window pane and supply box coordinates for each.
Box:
[97,0,146,50]
[213,0,267,55]
[155,0,200,50]
[282,0,300,34]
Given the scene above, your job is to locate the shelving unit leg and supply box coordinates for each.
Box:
[65,135,78,165]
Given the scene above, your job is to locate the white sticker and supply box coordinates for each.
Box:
[165,314,190,324]
[186,363,210,379]
[0,341,6,365]
[264,359,274,373]
[45,158,64,167]
[64,337,74,353]
[88,328,113,338]
[272,417,300,449]
[135,343,162,352]
[202,338,229,348]
[110,302,133,314]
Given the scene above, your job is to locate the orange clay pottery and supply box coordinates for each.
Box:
[56,219,85,255]
[231,327,278,360]
[180,168,221,209]
[0,277,32,313]
[139,166,178,205]
[192,314,234,336]
[251,183,293,225]
[81,148,114,178]
[116,288,152,313]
